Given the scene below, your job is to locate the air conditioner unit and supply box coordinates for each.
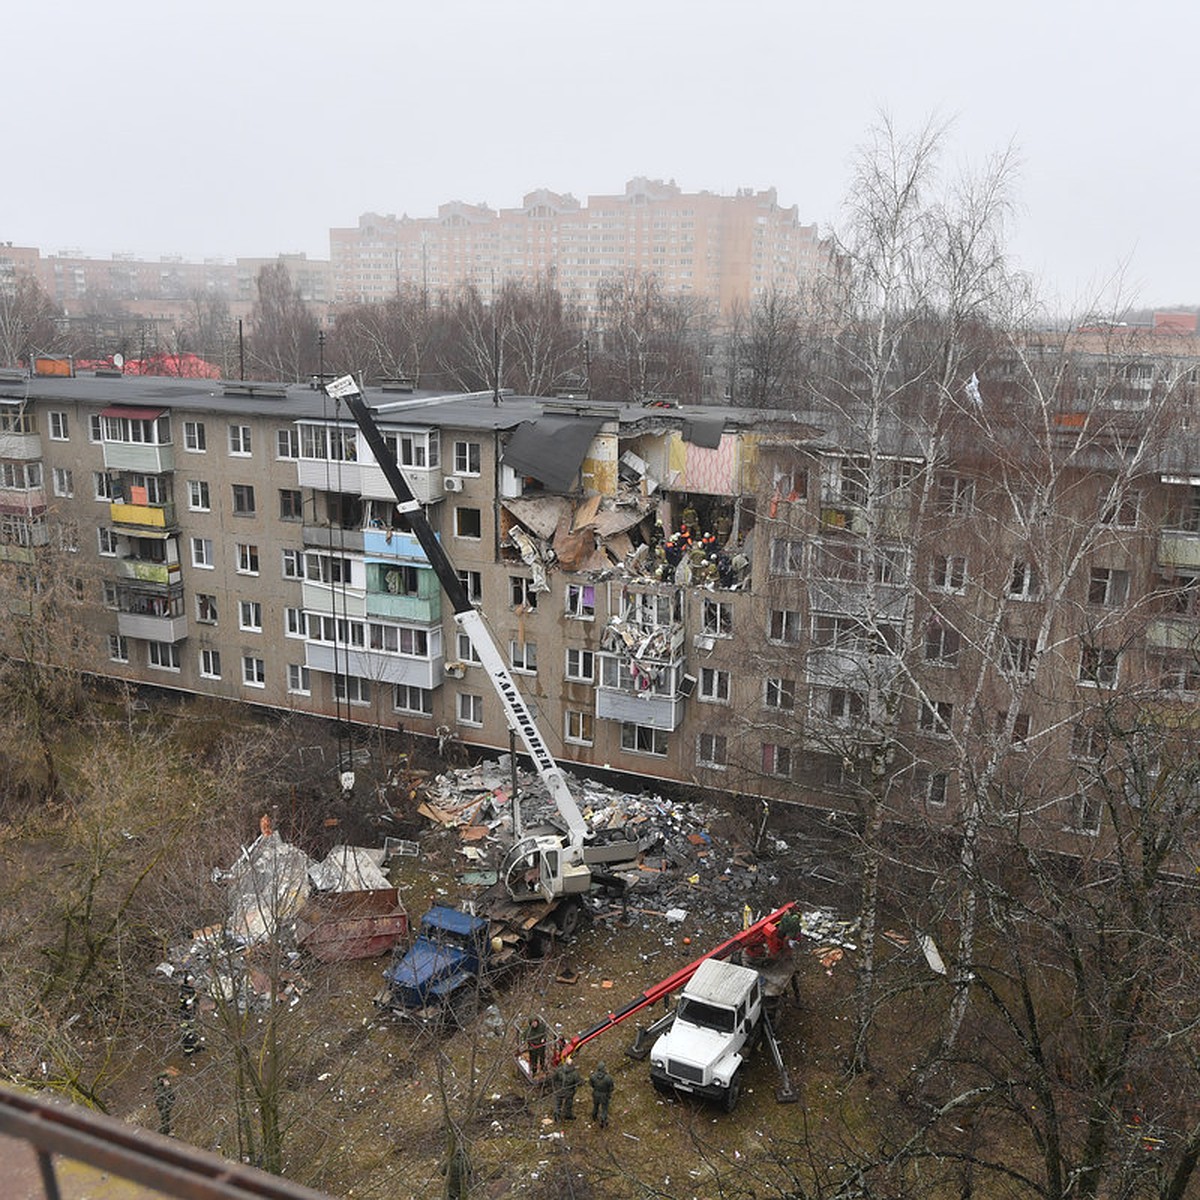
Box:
[678,674,697,698]
[444,476,464,492]
[693,634,715,652]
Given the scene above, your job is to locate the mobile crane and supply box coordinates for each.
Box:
[527,903,802,1111]
[326,375,645,919]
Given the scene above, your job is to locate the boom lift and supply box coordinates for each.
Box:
[325,375,642,907]
[529,903,800,1108]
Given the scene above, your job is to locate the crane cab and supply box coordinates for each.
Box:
[501,834,591,901]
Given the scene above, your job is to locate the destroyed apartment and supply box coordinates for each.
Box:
[4,354,1200,846]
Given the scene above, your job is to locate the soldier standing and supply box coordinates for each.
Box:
[589,1061,614,1128]
[524,1015,549,1075]
[153,1072,174,1135]
[552,1057,581,1121]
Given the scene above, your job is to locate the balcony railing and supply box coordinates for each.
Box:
[305,642,443,690]
[102,442,175,474]
[116,559,181,585]
[1159,529,1200,569]
[110,500,177,530]
[117,611,189,642]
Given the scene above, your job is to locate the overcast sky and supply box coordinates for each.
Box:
[7,0,1198,311]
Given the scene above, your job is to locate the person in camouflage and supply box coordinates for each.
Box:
[552,1057,581,1121]
[589,1061,614,1128]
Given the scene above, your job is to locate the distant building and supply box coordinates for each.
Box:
[329,178,832,315]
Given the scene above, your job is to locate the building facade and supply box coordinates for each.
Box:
[3,337,1199,846]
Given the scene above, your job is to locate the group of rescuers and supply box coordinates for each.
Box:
[524,1015,614,1126]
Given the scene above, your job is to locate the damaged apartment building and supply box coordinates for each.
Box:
[4,341,1200,841]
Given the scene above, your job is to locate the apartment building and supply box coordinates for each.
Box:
[330,178,830,315]
[3,344,1198,845]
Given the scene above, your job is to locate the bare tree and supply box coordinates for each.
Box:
[0,274,65,366]
[248,263,319,382]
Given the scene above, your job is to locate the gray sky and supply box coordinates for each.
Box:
[7,0,1198,310]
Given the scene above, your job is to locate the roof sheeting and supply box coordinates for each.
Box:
[502,415,604,492]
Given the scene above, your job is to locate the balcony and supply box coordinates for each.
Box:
[302,523,365,553]
[1146,617,1199,652]
[1159,530,1200,570]
[102,443,174,474]
[117,612,189,642]
[302,580,367,619]
[0,487,46,514]
[596,688,685,729]
[362,527,431,561]
[116,558,182,586]
[110,501,177,530]
[0,432,41,460]
[807,645,902,689]
[359,462,440,505]
[0,544,34,564]
[296,459,362,494]
[366,590,441,624]
[305,642,444,689]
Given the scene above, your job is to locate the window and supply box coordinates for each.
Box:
[276,428,299,459]
[102,580,119,608]
[1067,790,1102,836]
[702,598,733,636]
[57,523,79,553]
[281,548,303,579]
[188,480,210,511]
[108,634,129,663]
[511,576,538,610]
[393,684,433,715]
[196,593,218,623]
[52,468,73,497]
[94,471,116,501]
[242,656,266,687]
[457,692,484,725]
[1079,644,1120,687]
[936,474,975,515]
[228,424,252,456]
[765,677,795,711]
[1153,651,1200,694]
[510,640,537,672]
[919,699,954,736]
[1000,635,1034,675]
[456,632,482,664]
[48,411,69,440]
[826,688,864,722]
[769,538,805,576]
[284,607,307,638]
[621,722,668,756]
[916,768,948,808]
[925,620,961,666]
[232,484,256,516]
[148,641,182,671]
[699,666,730,703]
[97,528,118,556]
[697,732,728,768]
[305,553,354,585]
[1088,567,1129,607]
[565,648,595,682]
[278,489,303,521]
[333,674,371,704]
[457,569,483,603]
[89,414,103,443]
[239,601,263,632]
[1004,711,1032,746]
[395,431,439,468]
[1100,491,1138,528]
[199,649,222,679]
[453,440,481,475]
[566,584,596,619]
[236,543,260,575]
[287,664,311,695]
[930,554,967,592]
[1009,560,1038,600]
[191,537,214,568]
[183,421,206,452]
[454,506,482,539]
[0,461,40,489]
[769,608,802,644]
[565,710,595,745]
[762,743,792,777]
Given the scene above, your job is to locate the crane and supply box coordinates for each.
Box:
[325,375,637,905]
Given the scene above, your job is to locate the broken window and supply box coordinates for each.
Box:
[566,584,596,619]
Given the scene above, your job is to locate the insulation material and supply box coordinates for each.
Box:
[502,497,569,541]
[666,432,740,495]
[508,525,551,592]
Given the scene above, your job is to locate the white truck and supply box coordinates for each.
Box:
[648,957,766,1112]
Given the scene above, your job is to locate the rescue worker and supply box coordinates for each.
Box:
[153,1072,174,1136]
[589,1061,614,1128]
[552,1057,581,1121]
[525,1015,550,1075]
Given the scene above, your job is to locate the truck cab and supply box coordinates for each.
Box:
[381,904,492,1020]
[649,958,763,1111]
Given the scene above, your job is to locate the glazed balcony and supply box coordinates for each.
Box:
[102,443,175,474]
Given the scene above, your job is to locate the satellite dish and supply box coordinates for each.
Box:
[113,353,125,370]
